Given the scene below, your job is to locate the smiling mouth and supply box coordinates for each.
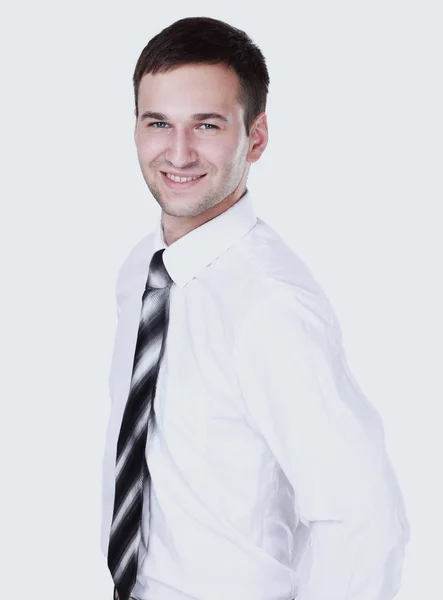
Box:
[161,172,206,181]
[160,171,208,190]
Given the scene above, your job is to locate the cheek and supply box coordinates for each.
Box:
[208,141,241,165]
[135,143,157,168]
[136,133,162,156]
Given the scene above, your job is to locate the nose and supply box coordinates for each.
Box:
[164,128,198,169]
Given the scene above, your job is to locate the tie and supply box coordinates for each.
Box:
[107,249,173,600]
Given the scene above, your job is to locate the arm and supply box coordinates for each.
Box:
[233,285,410,600]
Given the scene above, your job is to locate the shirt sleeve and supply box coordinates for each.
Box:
[233,285,410,600]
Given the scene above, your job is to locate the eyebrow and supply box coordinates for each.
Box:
[139,111,229,123]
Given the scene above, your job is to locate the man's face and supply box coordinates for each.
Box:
[134,63,258,219]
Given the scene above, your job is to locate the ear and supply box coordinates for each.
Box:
[247,112,269,164]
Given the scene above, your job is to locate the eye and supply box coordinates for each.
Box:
[148,122,168,128]
[199,123,218,130]
[146,122,219,130]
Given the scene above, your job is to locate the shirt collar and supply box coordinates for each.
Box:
[152,189,257,288]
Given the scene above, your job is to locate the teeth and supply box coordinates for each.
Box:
[166,173,202,183]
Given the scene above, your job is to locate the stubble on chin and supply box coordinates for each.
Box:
[160,194,216,219]
[143,174,214,218]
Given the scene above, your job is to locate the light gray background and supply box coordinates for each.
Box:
[1,1,441,599]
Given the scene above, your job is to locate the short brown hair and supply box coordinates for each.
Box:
[133,17,270,137]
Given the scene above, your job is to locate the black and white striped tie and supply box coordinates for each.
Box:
[108,249,172,600]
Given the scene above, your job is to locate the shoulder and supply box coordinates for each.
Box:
[234,218,339,334]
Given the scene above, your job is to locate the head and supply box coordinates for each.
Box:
[133,17,270,244]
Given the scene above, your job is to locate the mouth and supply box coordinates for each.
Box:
[161,171,207,190]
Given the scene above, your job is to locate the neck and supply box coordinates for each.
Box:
[161,187,248,246]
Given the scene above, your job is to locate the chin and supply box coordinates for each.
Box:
[163,199,211,218]
[164,206,205,218]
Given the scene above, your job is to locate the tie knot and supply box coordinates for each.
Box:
[146,249,172,289]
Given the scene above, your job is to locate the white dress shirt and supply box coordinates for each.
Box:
[101,189,410,600]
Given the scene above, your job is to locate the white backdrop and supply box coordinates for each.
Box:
[0,1,441,599]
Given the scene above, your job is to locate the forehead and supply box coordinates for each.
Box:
[137,63,242,114]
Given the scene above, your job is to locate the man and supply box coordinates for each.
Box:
[102,16,410,600]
